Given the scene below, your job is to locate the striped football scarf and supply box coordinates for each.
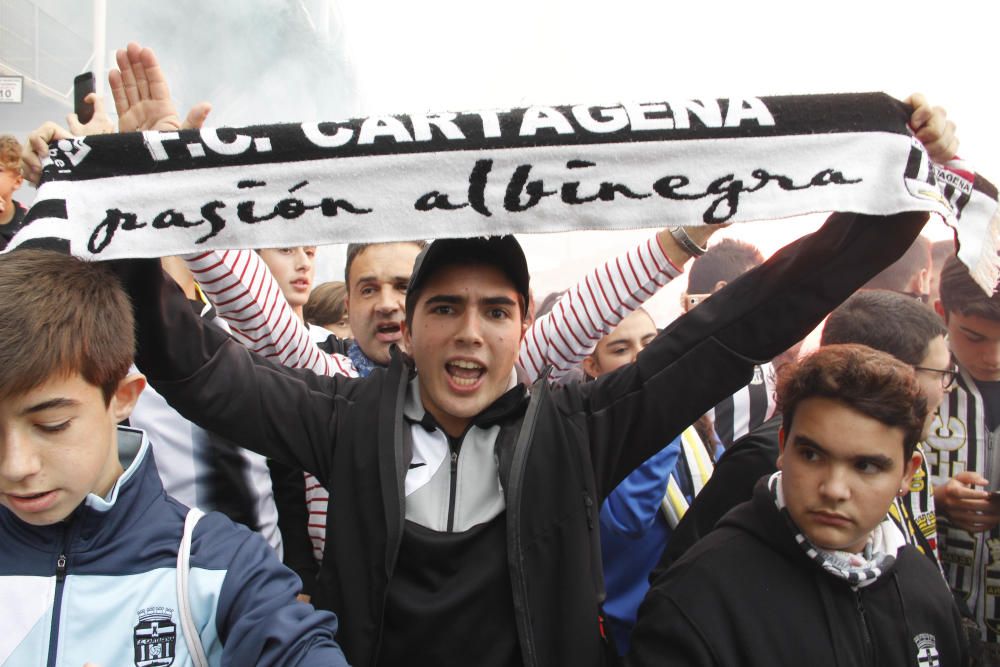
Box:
[768,471,905,589]
[7,92,998,291]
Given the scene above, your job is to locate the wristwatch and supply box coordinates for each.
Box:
[668,226,708,258]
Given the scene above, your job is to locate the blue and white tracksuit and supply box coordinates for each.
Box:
[0,428,347,667]
[600,427,714,654]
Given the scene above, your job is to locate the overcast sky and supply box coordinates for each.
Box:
[11,0,996,323]
[330,0,998,321]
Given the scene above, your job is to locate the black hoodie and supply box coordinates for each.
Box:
[627,479,968,667]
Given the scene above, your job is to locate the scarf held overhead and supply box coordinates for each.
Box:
[10,92,1000,290]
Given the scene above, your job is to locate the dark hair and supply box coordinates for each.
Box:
[344,240,426,286]
[862,235,931,293]
[939,255,1000,321]
[822,290,946,365]
[777,344,927,459]
[303,281,348,327]
[0,250,134,404]
[687,238,763,294]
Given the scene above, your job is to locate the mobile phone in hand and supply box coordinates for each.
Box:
[73,72,95,124]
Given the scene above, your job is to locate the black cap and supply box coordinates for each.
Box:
[405,235,530,318]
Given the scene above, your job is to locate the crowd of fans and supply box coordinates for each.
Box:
[1,40,993,667]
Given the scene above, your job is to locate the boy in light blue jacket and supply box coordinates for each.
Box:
[0,249,348,667]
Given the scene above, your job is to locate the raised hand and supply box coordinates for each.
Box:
[906,93,959,164]
[109,42,211,133]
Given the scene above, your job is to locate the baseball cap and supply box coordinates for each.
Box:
[405,235,530,319]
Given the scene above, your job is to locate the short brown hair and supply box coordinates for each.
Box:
[776,344,927,459]
[0,134,22,173]
[0,250,134,404]
[303,280,348,327]
[939,255,1000,321]
[344,240,426,286]
[687,238,764,294]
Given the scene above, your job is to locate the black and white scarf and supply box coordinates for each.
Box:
[8,92,999,290]
[768,471,903,589]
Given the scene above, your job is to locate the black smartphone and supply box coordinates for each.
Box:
[73,72,95,124]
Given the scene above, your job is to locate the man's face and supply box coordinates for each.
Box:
[0,373,144,526]
[940,308,1000,382]
[913,335,953,437]
[258,247,316,312]
[777,397,920,554]
[403,264,527,437]
[347,243,422,365]
[583,309,657,379]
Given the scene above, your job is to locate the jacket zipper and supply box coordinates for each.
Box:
[447,448,459,532]
[855,591,874,665]
[46,532,69,667]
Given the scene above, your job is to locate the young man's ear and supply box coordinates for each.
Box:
[933,299,947,321]
[899,450,924,496]
[582,355,599,380]
[776,426,786,470]
[110,373,147,423]
[712,280,728,294]
[916,268,931,297]
[401,319,411,350]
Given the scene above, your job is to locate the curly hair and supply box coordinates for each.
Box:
[0,134,22,174]
[776,344,927,459]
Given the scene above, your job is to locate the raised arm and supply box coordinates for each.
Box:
[107,43,355,378]
[520,226,717,382]
[576,210,929,497]
[112,255,358,484]
[184,249,355,376]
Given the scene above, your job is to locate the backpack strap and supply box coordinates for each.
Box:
[176,508,209,667]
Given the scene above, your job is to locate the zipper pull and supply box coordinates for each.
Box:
[56,554,67,581]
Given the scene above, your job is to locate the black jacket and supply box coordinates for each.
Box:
[117,211,925,667]
[627,480,969,667]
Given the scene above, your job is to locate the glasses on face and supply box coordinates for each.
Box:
[913,364,959,389]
